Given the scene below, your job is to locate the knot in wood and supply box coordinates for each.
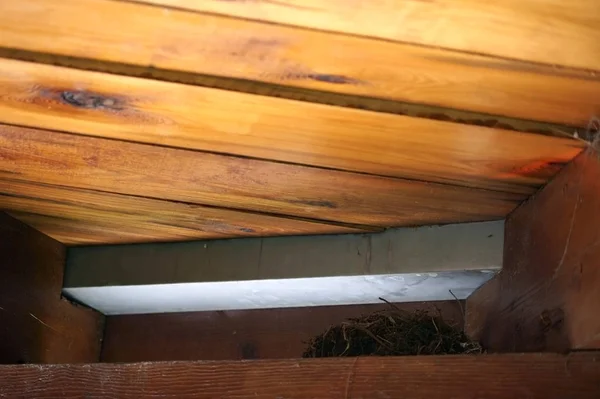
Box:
[61,91,119,110]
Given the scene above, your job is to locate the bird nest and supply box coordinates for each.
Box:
[303,300,482,357]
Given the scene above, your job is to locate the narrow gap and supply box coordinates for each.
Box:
[0,46,582,138]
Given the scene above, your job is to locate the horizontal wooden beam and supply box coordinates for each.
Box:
[0,125,524,229]
[0,1,598,125]
[0,59,584,193]
[101,301,463,362]
[62,221,501,314]
[139,0,600,71]
[1,179,366,245]
[1,353,598,398]
[466,147,600,351]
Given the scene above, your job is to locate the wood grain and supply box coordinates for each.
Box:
[0,124,525,227]
[1,353,599,398]
[101,301,464,362]
[141,0,600,71]
[0,179,365,245]
[0,59,584,193]
[0,1,598,125]
[466,147,600,352]
[0,212,103,364]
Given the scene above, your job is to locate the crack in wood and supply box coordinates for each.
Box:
[553,179,582,279]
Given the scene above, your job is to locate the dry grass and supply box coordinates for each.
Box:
[303,300,481,358]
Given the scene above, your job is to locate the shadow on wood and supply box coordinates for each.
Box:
[0,213,103,364]
[101,301,463,362]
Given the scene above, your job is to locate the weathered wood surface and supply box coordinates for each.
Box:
[1,353,599,398]
[0,213,102,364]
[0,59,584,193]
[0,179,364,245]
[101,301,463,362]
[140,0,600,71]
[466,147,600,351]
[0,125,525,229]
[0,1,598,125]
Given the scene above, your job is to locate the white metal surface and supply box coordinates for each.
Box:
[64,270,495,315]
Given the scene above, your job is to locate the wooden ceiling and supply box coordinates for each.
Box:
[0,0,596,245]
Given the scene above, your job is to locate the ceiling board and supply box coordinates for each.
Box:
[138,0,600,71]
[0,125,524,229]
[0,1,594,245]
[1,180,365,245]
[0,0,598,125]
[0,59,584,194]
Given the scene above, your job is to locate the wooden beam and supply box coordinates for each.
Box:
[0,212,102,364]
[0,125,524,228]
[1,179,366,245]
[138,0,600,71]
[101,301,463,362]
[0,1,598,125]
[1,353,598,398]
[0,59,584,193]
[466,146,600,351]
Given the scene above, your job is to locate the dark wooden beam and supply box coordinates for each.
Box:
[101,301,463,362]
[1,353,598,398]
[466,146,600,351]
[0,212,103,364]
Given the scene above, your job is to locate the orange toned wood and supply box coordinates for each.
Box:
[0,2,598,126]
[143,0,600,72]
[0,59,584,194]
[0,125,524,227]
[0,179,365,245]
[1,353,599,398]
[9,211,177,246]
[101,301,463,362]
[0,212,103,364]
[466,147,600,352]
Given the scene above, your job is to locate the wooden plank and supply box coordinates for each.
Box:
[0,2,598,126]
[1,353,599,398]
[0,59,584,194]
[0,179,365,245]
[0,212,103,364]
[0,124,525,227]
[101,301,464,362]
[465,147,600,352]
[140,0,600,71]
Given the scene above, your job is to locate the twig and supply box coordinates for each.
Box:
[431,316,440,333]
[448,289,465,321]
[353,325,400,354]
[378,296,404,314]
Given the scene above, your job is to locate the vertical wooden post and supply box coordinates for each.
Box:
[0,212,103,364]
[466,147,600,352]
